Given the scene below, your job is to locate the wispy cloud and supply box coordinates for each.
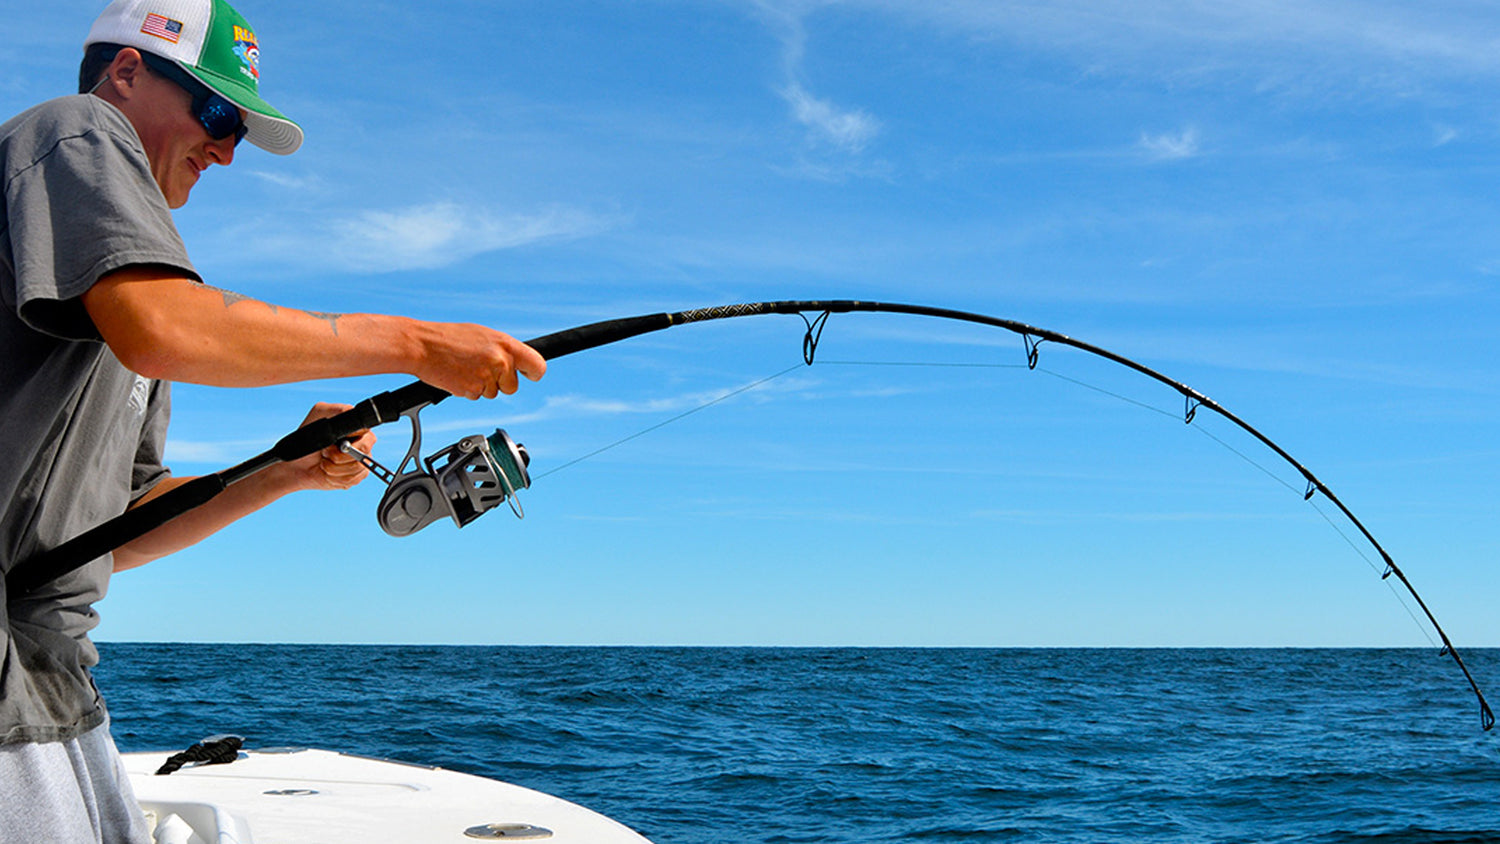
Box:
[755,1,884,168]
[328,203,611,272]
[427,374,823,434]
[1139,127,1201,160]
[241,201,615,274]
[247,170,323,191]
[781,81,881,153]
[835,0,1500,94]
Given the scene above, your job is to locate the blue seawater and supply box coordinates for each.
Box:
[94,646,1500,843]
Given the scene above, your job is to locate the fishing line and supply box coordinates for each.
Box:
[821,357,1443,648]
[814,360,1031,370]
[531,363,805,482]
[1185,412,1439,641]
[1304,497,1441,649]
[537,360,1030,481]
[1035,364,1442,646]
[823,359,1308,494]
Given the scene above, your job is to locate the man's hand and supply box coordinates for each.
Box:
[279,403,378,492]
[410,322,548,400]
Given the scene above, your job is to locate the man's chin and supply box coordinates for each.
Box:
[166,183,194,209]
[166,169,201,208]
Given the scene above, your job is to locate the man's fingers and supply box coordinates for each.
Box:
[513,340,547,382]
[498,364,520,395]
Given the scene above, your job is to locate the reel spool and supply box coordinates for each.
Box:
[341,407,530,537]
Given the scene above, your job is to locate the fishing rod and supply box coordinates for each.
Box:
[8,300,1492,730]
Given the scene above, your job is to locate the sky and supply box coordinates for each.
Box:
[4,1,1500,661]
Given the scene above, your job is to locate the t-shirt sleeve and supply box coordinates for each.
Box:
[130,378,173,502]
[4,97,198,341]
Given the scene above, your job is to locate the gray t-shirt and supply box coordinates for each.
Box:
[0,94,197,744]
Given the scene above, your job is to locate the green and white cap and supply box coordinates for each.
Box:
[85,0,302,154]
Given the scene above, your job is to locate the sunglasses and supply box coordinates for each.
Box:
[138,52,248,146]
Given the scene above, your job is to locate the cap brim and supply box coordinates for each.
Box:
[238,109,303,155]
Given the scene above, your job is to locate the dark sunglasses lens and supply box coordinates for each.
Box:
[198,95,245,144]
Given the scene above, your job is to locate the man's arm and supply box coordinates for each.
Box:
[111,404,377,572]
[81,266,546,399]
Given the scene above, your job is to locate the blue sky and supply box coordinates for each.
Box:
[6,1,1500,654]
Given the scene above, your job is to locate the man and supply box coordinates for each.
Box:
[0,0,546,839]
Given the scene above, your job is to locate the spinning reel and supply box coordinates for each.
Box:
[340,405,530,537]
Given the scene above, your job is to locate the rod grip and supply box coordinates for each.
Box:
[526,314,674,360]
[269,382,450,465]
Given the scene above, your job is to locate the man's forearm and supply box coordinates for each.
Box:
[82,267,418,387]
[111,405,377,573]
[111,469,298,572]
[80,267,546,398]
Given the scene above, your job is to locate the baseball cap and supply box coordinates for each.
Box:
[85,0,302,155]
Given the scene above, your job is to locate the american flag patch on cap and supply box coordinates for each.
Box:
[140,12,183,43]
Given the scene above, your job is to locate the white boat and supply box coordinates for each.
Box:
[122,744,654,843]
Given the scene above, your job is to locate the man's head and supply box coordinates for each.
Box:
[81,0,301,206]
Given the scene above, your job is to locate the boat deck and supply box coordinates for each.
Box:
[123,747,653,843]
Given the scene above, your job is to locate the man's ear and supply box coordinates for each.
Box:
[98,48,147,101]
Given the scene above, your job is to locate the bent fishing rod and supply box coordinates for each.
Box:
[8,300,1493,731]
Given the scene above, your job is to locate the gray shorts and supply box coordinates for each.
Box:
[0,720,150,844]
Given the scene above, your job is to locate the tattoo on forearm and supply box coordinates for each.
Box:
[305,311,343,336]
[207,284,277,314]
[205,284,342,335]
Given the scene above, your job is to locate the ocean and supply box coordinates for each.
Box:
[93,645,1499,843]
